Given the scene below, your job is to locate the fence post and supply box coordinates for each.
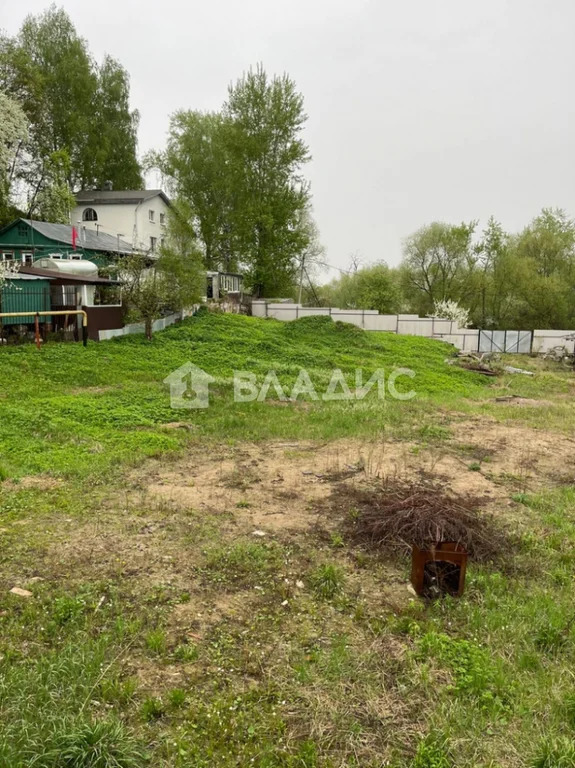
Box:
[34,313,41,350]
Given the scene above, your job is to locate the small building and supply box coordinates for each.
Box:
[0,218,133,267]
[0,260,122,342]
[206,271,244,300]
[73,188,170,256]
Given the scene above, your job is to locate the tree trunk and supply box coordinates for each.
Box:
[145,316,153,340]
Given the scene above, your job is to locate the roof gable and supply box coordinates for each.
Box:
[75,189,170,207]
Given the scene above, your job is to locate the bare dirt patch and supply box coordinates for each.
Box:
[2,476,63,492]
[450,418,575,487]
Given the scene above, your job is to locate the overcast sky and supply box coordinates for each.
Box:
[2,0,574,273]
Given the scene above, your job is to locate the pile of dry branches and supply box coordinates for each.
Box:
[342,481,510,563]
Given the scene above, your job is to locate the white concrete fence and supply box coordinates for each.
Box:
[251,301,575,355]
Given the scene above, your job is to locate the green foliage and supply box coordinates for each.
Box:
[310,563,345,600]
[0,637,147,766]
[159,64,311,295]
[416,631,509,711]
[145,629,167,656]
[0,6,141,216]
[0,312,485,479]
[531,737,575,768]
[401,221,477,315]
[204,540,281,587]
[40,718,147,768]
[397,209,575,330]
[140,696,165,722]
[320,262,402,313]
[120,248,203,339]
[412,734,452,768]
[168,688,187,709]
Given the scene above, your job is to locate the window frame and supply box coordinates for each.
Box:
[82,207,98,222]
[149,209,155,223]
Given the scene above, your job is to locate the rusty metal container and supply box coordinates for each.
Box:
[411,542,468,598]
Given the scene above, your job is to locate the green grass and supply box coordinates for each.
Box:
[2,313,575,766]
[0,313,486,479]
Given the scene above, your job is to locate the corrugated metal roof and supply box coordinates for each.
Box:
[10,273,52,281]
[23,220,133,255]
[18,266,120,285]
[75,189,170,206]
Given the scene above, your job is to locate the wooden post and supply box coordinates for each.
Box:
[34,313,41,350]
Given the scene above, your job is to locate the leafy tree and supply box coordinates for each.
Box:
[295,205,325,302]
[88,55,142,190]
[159,111,236,271]
[157,65,312,296]
[473,217,519,328]
[224,66,311,296]
[121,204,204,339]
[0,90,28,226]
[400,221,477,315]
[0,5,142,214]
[32,150,76,223]
[320,263,402,313]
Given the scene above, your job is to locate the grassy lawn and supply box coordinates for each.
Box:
[1,313,575,767]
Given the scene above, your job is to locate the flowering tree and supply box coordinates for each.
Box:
[0,91,29,223]
[0,260,20,291]
[431,299,471,328]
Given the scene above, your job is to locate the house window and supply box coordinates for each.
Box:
[17,223,27,237]
[160,212,165,225]
[21,252,33,265]
[149,210,155,223]
[70,253,83,260]
[49,254,62,260]
[82,208,98,222]
[150,236,157,252]
[1,252,14,261]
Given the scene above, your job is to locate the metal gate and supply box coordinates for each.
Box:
[479,330,533,354]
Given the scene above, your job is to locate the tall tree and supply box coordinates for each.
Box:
[0,90,28,226]
[473,217,519,328]
[0,5,142,217]
[158,65,312,296]
[223,66,311,296]
[88,55,142,190]
[160,111,236,271]
[400,221,477,315]
[511,209,575,329]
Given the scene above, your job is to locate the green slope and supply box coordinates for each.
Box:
[0,312,486,478]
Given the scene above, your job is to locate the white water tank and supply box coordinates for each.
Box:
[32,258,99,277]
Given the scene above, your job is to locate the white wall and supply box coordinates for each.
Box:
[251,301,472,348]
[72,194,170,254]
[532,330,575,354]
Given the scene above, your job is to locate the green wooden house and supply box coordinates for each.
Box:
[0,218,133,267]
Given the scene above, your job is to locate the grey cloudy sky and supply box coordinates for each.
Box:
[2,0,574,274]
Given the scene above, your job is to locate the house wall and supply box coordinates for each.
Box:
[0,221,114,265]
[73,194,169,254]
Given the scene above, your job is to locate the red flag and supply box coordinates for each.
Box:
[72,226,77,250]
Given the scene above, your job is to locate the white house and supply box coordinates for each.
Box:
[73,188,170,256]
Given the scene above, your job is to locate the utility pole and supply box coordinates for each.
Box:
[297,254,305,305]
